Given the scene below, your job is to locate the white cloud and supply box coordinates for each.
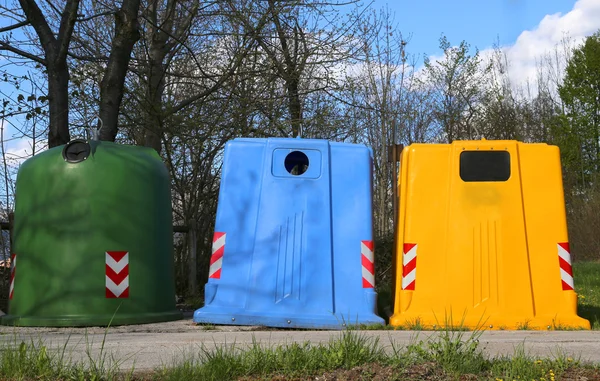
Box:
[0,120,47,168]
[420,0,600,98]
[498,0,600,93]
[5,138,33,164]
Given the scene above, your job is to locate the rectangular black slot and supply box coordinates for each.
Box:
[460,151,510,182]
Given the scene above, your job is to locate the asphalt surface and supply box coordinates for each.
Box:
[0,315,599,372]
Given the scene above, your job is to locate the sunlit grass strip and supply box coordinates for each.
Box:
[0,334,128,381]
[573,261,600,330]
[0,316,597,380]
[155,327,596,381]
[155,330,387,380]
[0,329,594,381]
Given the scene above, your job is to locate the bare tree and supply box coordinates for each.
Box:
[423,35,488,142]
[358,7,407,236]
[477,43,522,140]
[227,0,364,138]
[0,0,80,147]
[97,0,142,141]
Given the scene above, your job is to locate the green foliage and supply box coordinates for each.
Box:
[557,32,600,188]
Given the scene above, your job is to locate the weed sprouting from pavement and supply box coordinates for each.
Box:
[0,325,595,381]
[0,305,136,381]
[156,326,596,381]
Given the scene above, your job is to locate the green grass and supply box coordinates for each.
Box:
[0,327,596,380]
[154,327,597,381]
[0,334,130,381]
[155,330,388,381]
[490,345,580,381]
[574,261,600,329]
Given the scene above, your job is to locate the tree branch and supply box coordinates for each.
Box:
[18,0,56,54]
[77,10,116,22]
[267,0,293,70]
[67,51,107,62]
[165,0,276,116]
[165,40,252,116]
[0,20,30,33]
[44,0,62,17]
[57,0,81,61]
[170,0,199,50]
[0,41,46,64]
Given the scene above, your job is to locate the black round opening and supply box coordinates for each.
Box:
[284,151,309,176]
[62,139,91,163]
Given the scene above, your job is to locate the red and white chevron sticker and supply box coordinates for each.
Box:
[361,240,375,288]
[402,243,417,290]
[106,251,129,298]
[209,232,226,279]
[558,242,574,291]
[9,253,15,299]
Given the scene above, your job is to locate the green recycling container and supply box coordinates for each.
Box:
[1,139,182,326]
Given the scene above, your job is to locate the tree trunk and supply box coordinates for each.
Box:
[47,61,71,148]
[141,0,198,153]
[143,59,165,153]
[143,21,168,153]
[143,67,164,152]
[287,77,302,137]
[98,0,141,142]
[15,0,80,148]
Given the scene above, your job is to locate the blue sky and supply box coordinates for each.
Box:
[370,0,576,58]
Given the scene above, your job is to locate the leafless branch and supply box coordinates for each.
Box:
[0,41,46,64]
[0,20,30,33]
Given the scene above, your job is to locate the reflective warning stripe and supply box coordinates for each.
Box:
[361,240,375,288]
[558,242,574,291]
[209,232,226,279]
[9,253,15,299]
[106,251,129,298]
[402,243,417,290]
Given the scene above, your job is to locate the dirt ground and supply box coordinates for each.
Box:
[234,365,600,381]
[126,362,600,381]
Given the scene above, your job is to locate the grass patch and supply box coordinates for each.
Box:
[0,334,129,381]
[155,330,387,380]
[154,327,598,381]
[490,345,576,381]
[0,307,135,381]
[401,328,490,377]
[0,327,597,380]
[573,261,600,329]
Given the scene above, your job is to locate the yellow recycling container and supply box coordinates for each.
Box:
[390,140,590,330]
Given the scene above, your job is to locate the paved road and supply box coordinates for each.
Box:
[0,317,599,372]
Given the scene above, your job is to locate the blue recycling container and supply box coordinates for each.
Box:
[193,138,385,329]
